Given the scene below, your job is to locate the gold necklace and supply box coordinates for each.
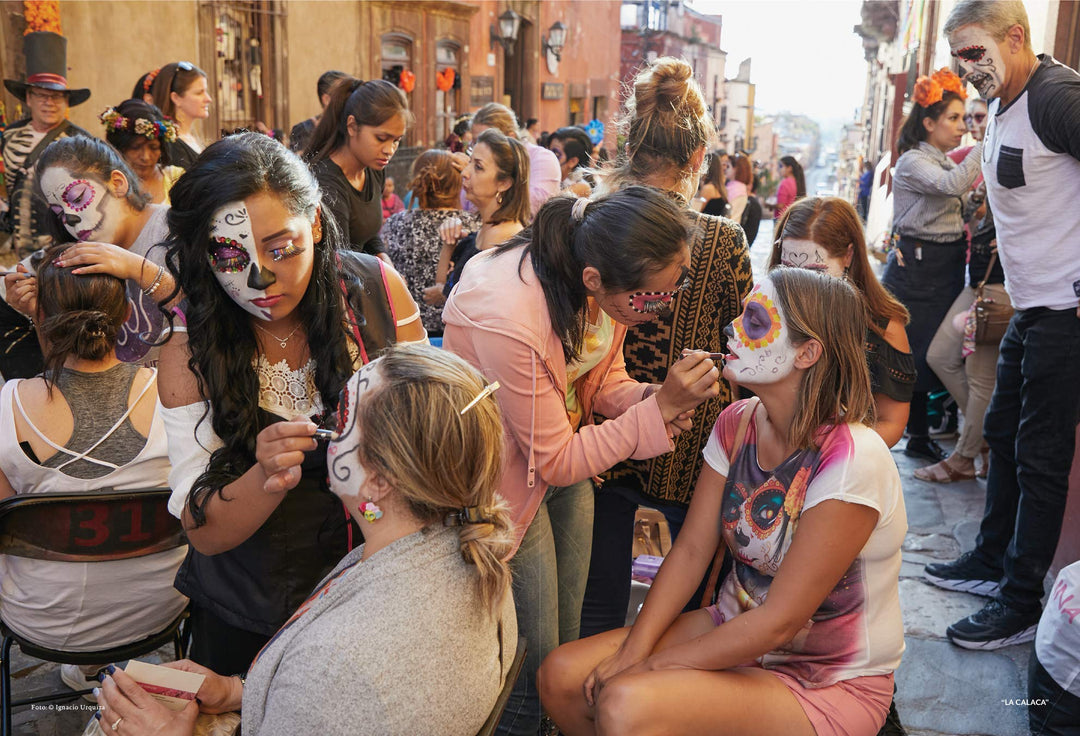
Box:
[253,321,303,349]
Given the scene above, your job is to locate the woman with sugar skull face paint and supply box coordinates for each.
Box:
[769,196,915,448]
[541,268,907,736]
[443,186,722,734]
[1,136,178,371]
[154,133,425,673]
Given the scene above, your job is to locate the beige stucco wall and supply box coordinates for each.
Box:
[59,1,199,133]
[283,1,364,128]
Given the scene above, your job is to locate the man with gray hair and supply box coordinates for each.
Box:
[924,0,1080,654]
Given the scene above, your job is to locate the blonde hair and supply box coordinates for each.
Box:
[770,268,875,449]
[472,103,519,138]
[600,57,711,199]
[354,343,513,613]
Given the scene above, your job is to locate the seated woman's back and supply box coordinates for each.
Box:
[0,250,186,652]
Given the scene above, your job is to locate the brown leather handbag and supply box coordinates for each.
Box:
[974,252,1013,346]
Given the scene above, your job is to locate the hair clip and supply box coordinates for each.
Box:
[459,380,500,415]
[443,506,488,526]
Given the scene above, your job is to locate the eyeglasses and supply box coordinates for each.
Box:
[27,89,67,102]
[628,268,691,314]
[964,113,987,123]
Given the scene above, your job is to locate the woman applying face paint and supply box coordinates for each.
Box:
[542,268,906,736]
[443,186,722,734]
[769,196,915,448]
[305,76,411,264]
[155,132,425,673]
[882,68,982,465]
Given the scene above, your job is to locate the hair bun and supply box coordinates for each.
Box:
[648,57,693,107]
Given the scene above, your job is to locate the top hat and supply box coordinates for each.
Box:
[3,32,90,106]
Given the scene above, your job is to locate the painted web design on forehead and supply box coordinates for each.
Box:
[734,290,783,349]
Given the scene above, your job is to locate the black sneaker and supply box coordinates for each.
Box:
[904,436,948,462]
[946,598,1040,650]
[924,551,1002,597]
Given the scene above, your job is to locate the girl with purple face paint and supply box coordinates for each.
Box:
[155,133,425,674]
[541,268,906,736]
[2,136,176,369]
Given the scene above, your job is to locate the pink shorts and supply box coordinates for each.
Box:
[704,605,894,736]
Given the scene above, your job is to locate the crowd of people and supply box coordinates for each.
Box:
[0,0,1076,733]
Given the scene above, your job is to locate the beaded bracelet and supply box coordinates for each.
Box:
[143,265,165,298]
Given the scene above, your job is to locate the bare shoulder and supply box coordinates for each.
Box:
[883,319,911,353]
[158,331,204,408]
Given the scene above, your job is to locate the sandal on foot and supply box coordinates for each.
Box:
[914,459,976,483]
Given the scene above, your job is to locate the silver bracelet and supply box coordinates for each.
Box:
[143,265,165,298]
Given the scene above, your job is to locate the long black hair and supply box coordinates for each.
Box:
[896,91,965,155]
[499,186,692,362]
[161,132,356,526]
[304,76,412,163]
[780,156,807,198]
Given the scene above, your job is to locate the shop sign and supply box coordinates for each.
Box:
[542,83,564,100]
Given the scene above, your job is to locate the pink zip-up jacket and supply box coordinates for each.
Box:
[442,247,674,544]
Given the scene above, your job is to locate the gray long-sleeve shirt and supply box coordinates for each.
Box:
[892,140,983,243]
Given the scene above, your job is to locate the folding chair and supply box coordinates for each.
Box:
[476,636,527,736]
[0,489,189,736]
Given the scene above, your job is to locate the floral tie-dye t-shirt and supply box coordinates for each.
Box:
[701,399,907,687]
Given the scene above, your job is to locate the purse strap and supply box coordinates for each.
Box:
[699,398,759,608]
[976,251,998,296]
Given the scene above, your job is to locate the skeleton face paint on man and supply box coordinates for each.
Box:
[779,238,849,279]
[327,361,385,505]
[949,26,1006,99]
[39,168,126,244]
[208,200,279,321]
[723,278,797,385]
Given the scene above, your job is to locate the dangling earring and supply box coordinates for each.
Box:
[843,265,851,281]
[359,499,383,523]
[496,191,504,205]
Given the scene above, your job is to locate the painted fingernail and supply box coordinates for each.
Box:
[105,665,116,675]
[97,673,106,682]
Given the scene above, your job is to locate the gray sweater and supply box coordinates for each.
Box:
[242,525,516,736]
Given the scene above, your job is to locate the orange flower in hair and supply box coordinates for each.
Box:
[913,76,943,108]
[931,68,966,100]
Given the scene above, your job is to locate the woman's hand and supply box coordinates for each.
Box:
[438,217,464,247]
[159,660,242,714]
[583,646,650,707]
[666,410,695,439]
[422,283,447,306]
[96,668,199,736]
[53,242,148,282]
[3,265,36,317]
[654,352,720,423]
[255,419,319,494]
[449,151,469,173]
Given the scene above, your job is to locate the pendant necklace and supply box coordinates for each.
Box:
[254,321,303,349]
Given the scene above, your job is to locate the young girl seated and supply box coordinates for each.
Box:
[95,343,517,736]
[540,268,906,736]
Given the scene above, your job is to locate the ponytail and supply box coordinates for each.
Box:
[304,77,412,163]
[455,497,515,615]
[501,186,693,362]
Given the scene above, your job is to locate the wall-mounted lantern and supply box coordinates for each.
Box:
[490,9,522,55]
[543,21,567,74]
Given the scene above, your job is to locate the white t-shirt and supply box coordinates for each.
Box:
[702,399,907,687]
[1035,561,1080,697]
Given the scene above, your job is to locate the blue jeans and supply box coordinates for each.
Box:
[974,308,1080,614]
[579,482,702,638]
[497,479,594,736]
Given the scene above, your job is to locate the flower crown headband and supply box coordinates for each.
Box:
[913,68,967,108]
[99,107,178,143]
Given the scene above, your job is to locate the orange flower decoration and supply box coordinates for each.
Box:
[931,67,966,100]
[912,76,943,108]
[23,0,61,35]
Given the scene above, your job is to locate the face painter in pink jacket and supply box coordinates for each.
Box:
[442,186,721,735]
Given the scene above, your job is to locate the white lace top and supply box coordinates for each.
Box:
[253,354,322,419]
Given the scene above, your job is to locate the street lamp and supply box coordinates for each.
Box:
[543,20,567,74]
[490,9,522,55]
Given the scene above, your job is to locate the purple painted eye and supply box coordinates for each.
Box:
[741,301,773,341]
[956,45,986,62]
[208,237,251,274]
[49,204,64,216]
[61,180,96,212]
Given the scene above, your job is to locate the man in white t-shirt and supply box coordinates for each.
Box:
[923,0,1080,651]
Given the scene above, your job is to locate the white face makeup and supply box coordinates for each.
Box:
[724,279,797,386]
[327,361,385,503]
[780,238,848,279]
[39,168,125,243]
[949,26,1006,99]
[208,200,278,321]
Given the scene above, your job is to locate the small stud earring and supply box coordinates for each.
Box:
[359,499,383,523]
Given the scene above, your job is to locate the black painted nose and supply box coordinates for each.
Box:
[62,212,81,227]
[723,322,735,339]
[247,262,277,290]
